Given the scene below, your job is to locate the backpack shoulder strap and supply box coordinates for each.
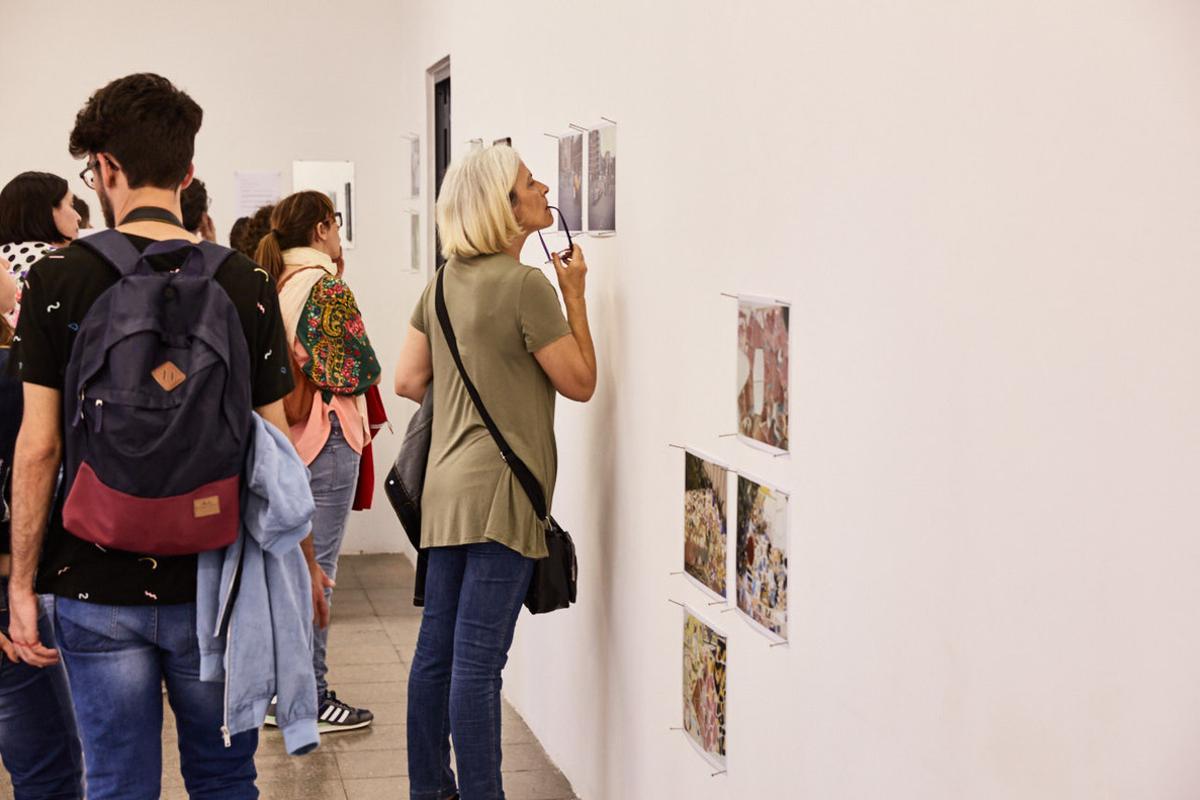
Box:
[277,265,327,292]
[73,230,143,278]
[195,241,237,280]
[76,232,234,281]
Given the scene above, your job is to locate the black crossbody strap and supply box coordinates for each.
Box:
[435,266,549,523]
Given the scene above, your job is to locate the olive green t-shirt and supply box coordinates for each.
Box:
[410,253,572,559]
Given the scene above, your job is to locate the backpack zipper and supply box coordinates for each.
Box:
[221,618,233,748]
[217,537,246,749]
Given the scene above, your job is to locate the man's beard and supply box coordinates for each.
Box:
[97,185,116,228]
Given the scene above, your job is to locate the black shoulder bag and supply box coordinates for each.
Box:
[386,267,577,614]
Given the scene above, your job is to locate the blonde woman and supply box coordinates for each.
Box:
[394,145,596,800]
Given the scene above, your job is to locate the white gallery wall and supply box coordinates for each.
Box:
[4,1,1200,798]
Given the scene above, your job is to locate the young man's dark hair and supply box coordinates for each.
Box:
[72,195,90,229]
[180,178,209,232]
[68,72,202,190]
[0,172,70,245]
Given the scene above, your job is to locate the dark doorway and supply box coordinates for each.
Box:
[433,69,451,269]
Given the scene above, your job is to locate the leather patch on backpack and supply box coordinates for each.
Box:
[193,496,221,518]
[152,361,187,392]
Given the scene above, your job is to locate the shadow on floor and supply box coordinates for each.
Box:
[0,554,578,800]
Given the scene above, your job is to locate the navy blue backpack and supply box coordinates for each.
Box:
[61,231,252,555]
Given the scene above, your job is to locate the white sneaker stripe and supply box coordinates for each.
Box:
[338,708,350,724]
[321,706,335,721]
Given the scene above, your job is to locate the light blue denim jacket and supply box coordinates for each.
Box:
[196,413,319,756]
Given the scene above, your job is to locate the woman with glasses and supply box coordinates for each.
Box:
[393,144,597,800]
[0,172,82,323]
[255,191,381,734]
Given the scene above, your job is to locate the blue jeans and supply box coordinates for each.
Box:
[52,597,258,800]
[407,541,535,800]
[309,415,361,700]
[0,583,84,800]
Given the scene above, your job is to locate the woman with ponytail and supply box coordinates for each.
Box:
[255,191,381,734]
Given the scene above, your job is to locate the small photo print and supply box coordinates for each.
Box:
[736,475,788,641]
[558,133,583,232]
[587,125,616,232]
[737,298,790,453]
[410,214,421,272]
[410,136,420,199]
[684,451,728,600]
[682,607,728,770]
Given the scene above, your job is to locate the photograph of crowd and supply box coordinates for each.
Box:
[587,124,616,232]
[683,608,728,770]
[737,298,790,452]
[736,475,789,641]
[684,451,728,599]
[558,132,583,232]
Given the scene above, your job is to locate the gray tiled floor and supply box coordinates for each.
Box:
[0,555,577,800]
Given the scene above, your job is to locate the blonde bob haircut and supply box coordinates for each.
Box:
[436,144,523,260]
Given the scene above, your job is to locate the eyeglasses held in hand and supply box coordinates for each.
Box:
[537,207,574,265]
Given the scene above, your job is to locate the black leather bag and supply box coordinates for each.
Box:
[433,266,577,615]
[384,385,433,605]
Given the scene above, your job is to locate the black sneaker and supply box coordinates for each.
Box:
[317,691,374,733]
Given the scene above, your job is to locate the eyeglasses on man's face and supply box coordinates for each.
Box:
[79,160,99,190]
[79,155,119,190]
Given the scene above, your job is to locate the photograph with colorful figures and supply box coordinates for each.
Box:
[684,451,728,600]
[682,607,728,770]
[737,297,790,453]
[736,475,789,641]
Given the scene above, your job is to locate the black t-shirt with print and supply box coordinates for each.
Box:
[9,233,293,605]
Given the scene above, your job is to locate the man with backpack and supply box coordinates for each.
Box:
[4,73,331,798]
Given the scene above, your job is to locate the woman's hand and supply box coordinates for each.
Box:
[551,245,587,301]
[538,243,597,402]
[310,562,335,630]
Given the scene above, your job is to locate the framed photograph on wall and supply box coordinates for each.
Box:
[586,123,616,233]
[557,131,584,233]
[410,213,421,272]
[410,136,421,199]
[736,296,790,454]
[683,450,730,601]
[735,474,789,642]
[682,606,728,771]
